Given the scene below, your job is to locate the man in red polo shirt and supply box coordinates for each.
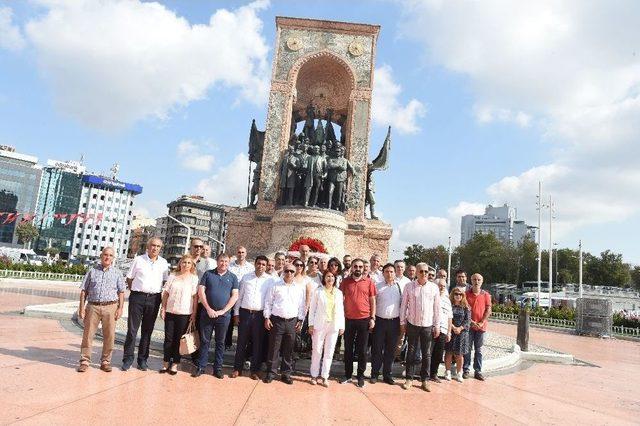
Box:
[464,273,492,381]
[339,258,377,388]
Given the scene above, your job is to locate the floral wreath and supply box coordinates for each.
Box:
[289,237,327,254]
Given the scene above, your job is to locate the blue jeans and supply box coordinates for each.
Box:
[198,311,230,372]
[463,329,484,373]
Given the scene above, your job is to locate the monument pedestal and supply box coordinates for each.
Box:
[226,207,391,259]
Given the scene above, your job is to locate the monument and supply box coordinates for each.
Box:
[227,17,393,258]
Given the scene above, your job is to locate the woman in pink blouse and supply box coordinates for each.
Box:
[159,254,198,374]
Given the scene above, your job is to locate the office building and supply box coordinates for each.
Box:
[164,195,228,266]
[71,174,143,260]
[34,160,85,258]
[0,145,42,247]
[461,204,536,246]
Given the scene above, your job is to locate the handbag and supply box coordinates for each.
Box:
[179,319,200,356]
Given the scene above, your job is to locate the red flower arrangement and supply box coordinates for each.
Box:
[289,237,327,254]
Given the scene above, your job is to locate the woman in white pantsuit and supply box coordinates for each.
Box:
[308,270,345,387]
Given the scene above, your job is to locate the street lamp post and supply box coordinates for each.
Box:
[578,240,583,298]
[208,235,226,256]
[548,196,555,308]
[447,236,452,288]
[167,215,191,255]
[536,181,543,307]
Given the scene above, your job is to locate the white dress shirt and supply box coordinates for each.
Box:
[438,292,453,335]
[229,260,254,281]
[196,256,217,281]
[264,278,306,320]
[126,253,169,294]
[395,275,411,293]
[370,269,383,283]
[375,279,402,319]
[234,271,273,316]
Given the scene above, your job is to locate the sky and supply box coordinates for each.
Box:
[1,0,639,264]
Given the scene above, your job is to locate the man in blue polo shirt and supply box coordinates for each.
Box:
[193,253,239,378]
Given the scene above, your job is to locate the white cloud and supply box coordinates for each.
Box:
[372,64,426,134]
[177,140,215,172]
[25,0,270,130]
[0,7,25,51]
[391,201,486,256]
[399,0,640,241]
[195,153,249,206]
[133,199,167,220]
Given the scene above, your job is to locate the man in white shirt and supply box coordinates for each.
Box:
[394,260,411,292]
[273,251,286,276]
[231,255,273,380]
[122,237,169,371]
[369,254,383,282]
[371,263,402,385]
[298,244,311,265]
[227,246,254,349]
[263,265,306,385]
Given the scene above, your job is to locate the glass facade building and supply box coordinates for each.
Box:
[0,147,42,247]
[34,164,84,258]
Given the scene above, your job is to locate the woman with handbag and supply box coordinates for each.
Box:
[160,254,198,375]
[308,270,345,387]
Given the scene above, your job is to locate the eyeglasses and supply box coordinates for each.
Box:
[453,293,463,297]
[308,261,318,265]
[352,265,364,269]
[294,263,304,267]
[192,245,204,249]
[284,270,295,274]
[418,270,429,274]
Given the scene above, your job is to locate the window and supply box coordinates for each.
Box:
[103,226,107,231]
[92,194,97,199]
[111,227,115,232]
[92,245,97,250]
[94,236,98,240]
[101,236,106,241]
[79,223,83,228]
[75,244,80,249]
[109,237,114,242]
[84,244,89,249]
[85,235,90,239]
[82,203,86,208]
[95,225,99,230]
[77,233,81,238]
[100,195,105,200]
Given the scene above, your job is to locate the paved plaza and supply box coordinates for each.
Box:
[1,280,639,425]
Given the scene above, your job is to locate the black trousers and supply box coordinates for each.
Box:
[429,332,447,378]
[225,315,235,348]
[266,316,297,377]
[405,323,433,381]
[163,312,190,363]
[233,308,265,373]
[123,291,161,363]
[371,316,400,379]
[344,318,370,379]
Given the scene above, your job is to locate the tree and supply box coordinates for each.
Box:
[403,244,429,267]
[631,266,640,290]
[15,222,39,248]
[515,236,539,284]
[585,250,632,287]
[403,244,457,270]
[456,233,511,284]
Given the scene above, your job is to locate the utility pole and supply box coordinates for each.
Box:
[579,240,583,298]
[447,236,452,288]
[536,181,542,307]
[548,196,555,308]
[167,215,191,255]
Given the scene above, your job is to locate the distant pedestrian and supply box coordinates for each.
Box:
[445,288,470,382]
[122,238,169,371]
[77,247,125,373]
[160,254,198,375]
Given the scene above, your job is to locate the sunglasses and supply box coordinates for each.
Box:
[284,270,295,274]
[418,270,429,274]
[454,293,463,296]
[352,265,364,269]
[308,261,318,265]
[192,245,204,249]
[294,263,304,267]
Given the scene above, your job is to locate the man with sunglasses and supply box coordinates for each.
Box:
[339,258,377,388]
[263,265,306,384]
[399,262,440,392]
[190,238,216,363]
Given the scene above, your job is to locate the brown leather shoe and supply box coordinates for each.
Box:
[250,373,260,380]
[100,363,112,372]
[77,364,88,373]
[421,380,431,392]
[230,370,240,378]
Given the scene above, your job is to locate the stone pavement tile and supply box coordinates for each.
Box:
[234,377,391,425]
[0,293,71,313]
[13,367,257,426]
[362,382,522,425]
[490,363,640,421]
[442,367,637,426]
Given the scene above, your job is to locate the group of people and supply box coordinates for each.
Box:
[77,238,492,392]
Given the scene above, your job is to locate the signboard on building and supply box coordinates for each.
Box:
[82,175,143,194]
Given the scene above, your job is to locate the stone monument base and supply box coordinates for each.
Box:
[225,207,392,260]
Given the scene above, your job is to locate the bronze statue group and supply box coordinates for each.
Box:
[77,238,492,392]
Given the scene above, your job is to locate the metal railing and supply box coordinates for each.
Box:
[491,312,640,337]
[0,269,84,282]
